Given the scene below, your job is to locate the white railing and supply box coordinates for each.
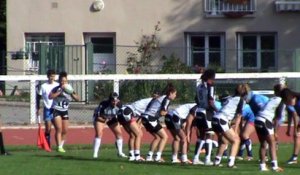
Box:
[0,72,299,124]
[204,0,256,15]
[275,0,300,12]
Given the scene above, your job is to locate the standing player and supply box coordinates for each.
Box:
[193,69,219,165]
[142,83,177,162]
[212,84,248,168]
[165,103,196,164]
[117,94,157,161]
[36,69,59,147]
[92,92,127,158]
[255,84,285,172]
[49,71,80,153]
[280,88,300,164]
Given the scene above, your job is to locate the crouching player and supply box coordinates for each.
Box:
[118,95,156,161]
[165,103,196,164]
[92,92,127,158]
[212,84,248,168]
[254,84,285,172]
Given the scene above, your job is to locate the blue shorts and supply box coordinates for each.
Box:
[43,107,54,122]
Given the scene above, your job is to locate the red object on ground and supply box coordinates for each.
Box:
[37,123,51,152]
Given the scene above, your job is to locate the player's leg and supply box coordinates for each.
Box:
[52,114,63,152]
[223,128,240,168]
[109,120,127,158]
[43,108,53,148]
[241,122,255,160]
[155,127,168,162]
[129,121,143,161]
[0,122,9,155]
[60,115,69,151]
[93,120,105,158]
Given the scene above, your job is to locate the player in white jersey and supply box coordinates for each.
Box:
[36,69,59,147]
[165,103,197,164]
[142,84,177,162]
[118,96,154,161]
[212,84,248,168]
[49,71,79,153]
[193,69,219,165]
[254,84,285,172]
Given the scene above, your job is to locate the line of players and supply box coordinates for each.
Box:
[36,69,300,172]
[91,69,300,172]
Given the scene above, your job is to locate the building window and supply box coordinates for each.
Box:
[186,33,225,69]
[24,33,65,71]
[238,33,277,72]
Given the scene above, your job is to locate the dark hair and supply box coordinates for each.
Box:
[109,92,119,101]
[234,84,249,97]
[273,84,286,97]
[280,88,300,103]
[163,83,176,96]
[200,69,215,82]
[58,71,68,82]
[46,69,56,78]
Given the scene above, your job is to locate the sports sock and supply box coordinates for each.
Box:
[194,139,205,160]
[93,137,101,157]
[271,160,278,169]
[228,156,236,167]
[155,151,162,160]
[245,138,253,157]
[115,138,123,154]
[205,139,213,162]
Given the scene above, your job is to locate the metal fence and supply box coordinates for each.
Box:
[1,46,300,75]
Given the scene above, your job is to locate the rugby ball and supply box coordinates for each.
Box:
[63,84,74,94]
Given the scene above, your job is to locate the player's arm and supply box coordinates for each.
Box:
[273,101,285,140]
[185,114,194,144]
[71,91,80,101]
[231,98,244,133]
[48,86,62,99]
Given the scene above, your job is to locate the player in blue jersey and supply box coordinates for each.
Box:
[49,71,80,153]
[280,88,300,165]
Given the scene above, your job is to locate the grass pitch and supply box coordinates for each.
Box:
[0,144,299,175]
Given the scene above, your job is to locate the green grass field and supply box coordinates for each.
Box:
[0,144,299,175]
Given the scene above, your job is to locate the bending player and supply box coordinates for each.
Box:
[117,93,158,161]
[212,84,248,168]
[92,92,127,158]
[142,83,177,162]
[254,84,285,172]
[165,103,196,164]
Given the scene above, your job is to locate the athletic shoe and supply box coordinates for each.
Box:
[128,156,135,161]
[146,156,154,162]
[182,159,192,165]
[214,163,223,167]
[118,153,128,158]
[227,164,237,169]
[236,156,244,160]
[287,157,297,164]
[93,154,98,159]
[57,147,66,153]
[171,158,181,163]
[273,167,284,172]
[204,160,214,166]
[135,156,145,161]
[260,167,270,172]
[246,156,253,161]
[155,158,165,163]
[193,159,204,165]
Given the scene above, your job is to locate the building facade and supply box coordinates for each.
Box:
[6,0,300,75]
